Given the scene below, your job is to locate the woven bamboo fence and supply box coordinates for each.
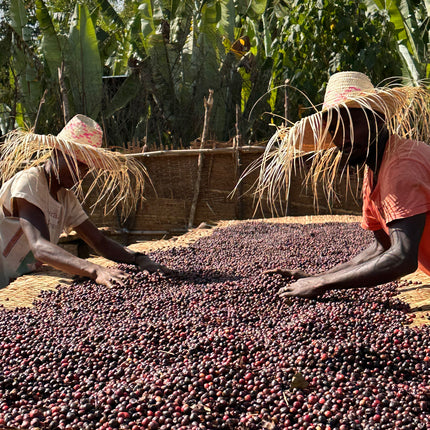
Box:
[79,146,362,245]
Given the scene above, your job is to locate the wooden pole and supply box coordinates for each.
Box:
[234,104,243,219]
[126,146,265,159]
[284,78,291,215]
[58,62,70,123]
[32,89,48,133]
[188,89,214,229]
[284,78,290,125]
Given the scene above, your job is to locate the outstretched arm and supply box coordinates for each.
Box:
[324,228,391,274]
[264,229,390,278]
[278,213,426,298]
[74,219,173,274]
[74,219,135,264]
[15,198,128,288]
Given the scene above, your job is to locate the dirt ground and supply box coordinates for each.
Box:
[1,215,429,326]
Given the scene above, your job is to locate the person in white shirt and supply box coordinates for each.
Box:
[0,115,171,288]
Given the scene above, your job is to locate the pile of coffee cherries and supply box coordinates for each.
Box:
[0,222,428,430]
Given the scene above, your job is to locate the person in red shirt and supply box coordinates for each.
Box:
[262,71,430,298]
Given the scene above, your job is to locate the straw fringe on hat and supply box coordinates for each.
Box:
[1,115,149,219]
[244,71,430,211]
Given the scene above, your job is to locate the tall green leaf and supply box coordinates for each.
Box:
[103,73,142,117]
[95,0,125,29]
[139,0,156,45]
[9,0,28,40]
[129,15,147,59]
[398,42,421,83]
[67,4,102,118]
[36,0,62,79]
[9,0,43,123]
[218,0,236,42]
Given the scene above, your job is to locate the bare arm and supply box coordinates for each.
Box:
[264,229,390,278]
[278,213,427,298]
[15,198,127,287]
[324,228,391,274]
[75,219,174,275]
[74,219,135,263]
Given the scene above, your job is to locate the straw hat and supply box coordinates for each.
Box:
[58,114,103,150]
[1,115,148,218]
[322,71,396,112]
[247,71,430,209]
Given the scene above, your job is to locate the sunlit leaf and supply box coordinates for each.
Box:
[67,4,102,118]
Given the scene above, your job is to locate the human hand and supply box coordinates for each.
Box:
[135,253,174,276]
[277,276,326,299]
[94,266,128,288]
[263,268,309,279]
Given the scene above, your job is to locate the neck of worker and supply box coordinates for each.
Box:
[44,161,62,200]
[366,126,389,179]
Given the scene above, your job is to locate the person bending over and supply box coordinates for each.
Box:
[0,115,171,288]
[262,72,430,298]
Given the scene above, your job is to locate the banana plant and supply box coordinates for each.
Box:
[6,0,283,145]
[37,0,102,120]
[66,4,102,119]
[0,23,16,133]
[8,0,44,128]
[5,0,102,133]
[96,0,273,147]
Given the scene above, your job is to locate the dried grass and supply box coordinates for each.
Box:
[1,131,148,220]
[247,82,430,212]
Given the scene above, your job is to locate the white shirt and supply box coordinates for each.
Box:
[0,166,88,287]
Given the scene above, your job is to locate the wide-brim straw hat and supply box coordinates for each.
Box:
[56,114,104,167]
[1,114,148,218]
[246,71,430,211]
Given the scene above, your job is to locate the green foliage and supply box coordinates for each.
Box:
[35,0,62,79]
[364,0,430,81]
[0,22,14,135]
[2,0,427,150]
[2,0,104,133]
[8,0,44,128]
[271,0,403,123]
[66,4,102,119]
[100,0,272,148]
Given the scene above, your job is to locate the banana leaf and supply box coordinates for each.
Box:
[95,0,125,28]
[218,0,236,42]
[398,42,421,84]
[138,1,156,46]
[9,0,28,40]
[66,4,102,119]
[129,14,147,59]
[363,0,425,78]
[36,0,62,80]
[9,0,43,123]
[103,73,142,118]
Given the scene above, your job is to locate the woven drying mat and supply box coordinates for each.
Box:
[0,223,220,310]
[396,271,430,326]
[0,215,428,326]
